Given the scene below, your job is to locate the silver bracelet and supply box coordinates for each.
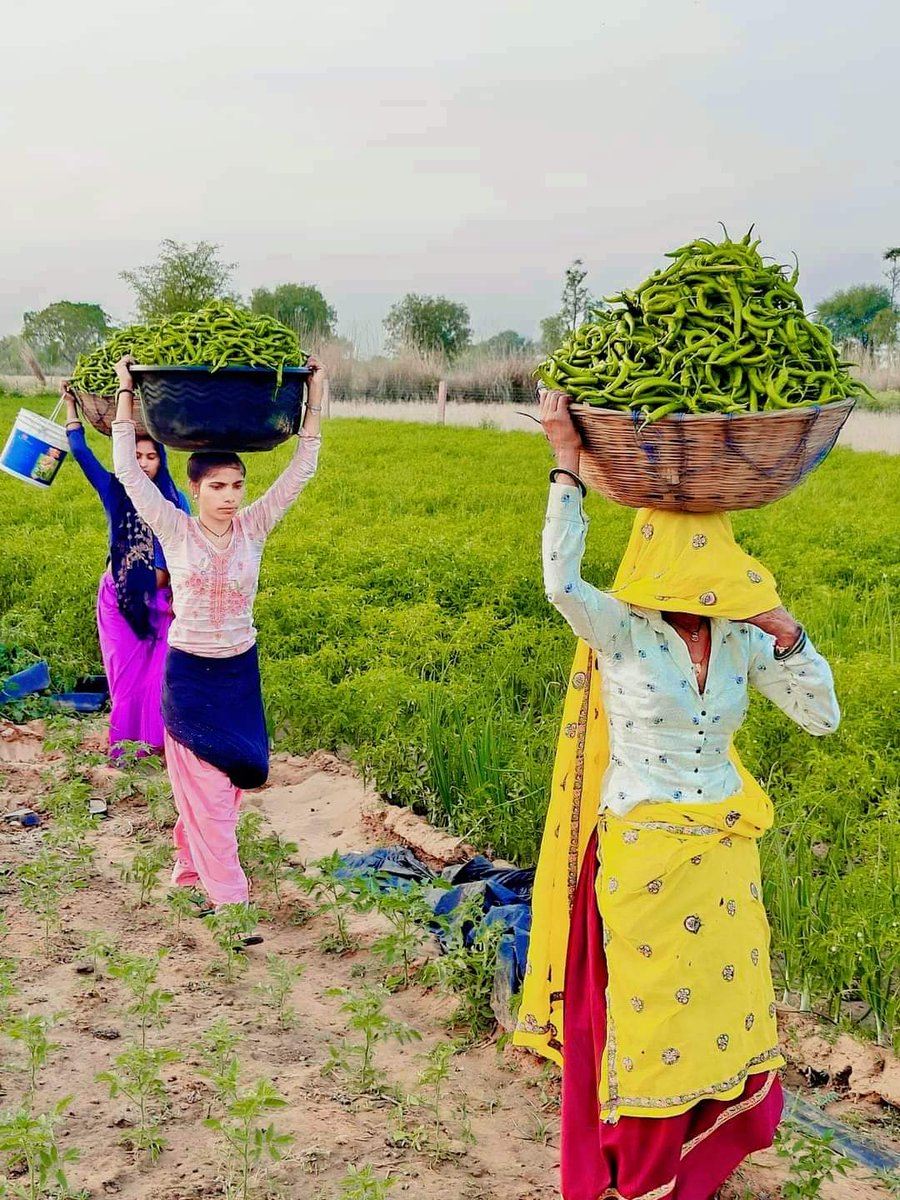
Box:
[306,405,322,413]
[774,627,807,661]
[549,467,587,498]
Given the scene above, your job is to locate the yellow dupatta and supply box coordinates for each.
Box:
[514,508,786,1120]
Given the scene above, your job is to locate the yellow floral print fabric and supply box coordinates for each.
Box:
[596,796,783,1120]
[514,507,787,1119]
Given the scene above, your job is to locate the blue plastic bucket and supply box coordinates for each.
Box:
[0,408,69,488]
[0,660,51,703]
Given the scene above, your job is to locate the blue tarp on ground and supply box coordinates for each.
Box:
[337,849,535,997]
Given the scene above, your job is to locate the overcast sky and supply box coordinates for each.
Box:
[1,0,897,348]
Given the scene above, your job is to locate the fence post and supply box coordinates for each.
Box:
[437,380,447,425]
[321,377,331,419]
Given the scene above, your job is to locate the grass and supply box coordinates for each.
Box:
[2,394,900,1042]
[856,389,900,413]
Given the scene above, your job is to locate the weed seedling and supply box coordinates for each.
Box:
[118,844,170,907]
[194,1020,243,1107]
[391,1041,466,1163]
[291,853,372,954]
[434,896,503,1041]
[415,1041,454,1139]
[254,833,299,905]
[165,887,199,938]
[77,930,115,994]
[517,1105,555,1146]
[323,986,421,1095]
[255,954,304,1028]
[97,1045,181,1162]
[107,950,172,1048]
[17,850,75,950]
[338,1163,397,1198]
[236,811,298,903]
[42,716,101,779]
[775,1126,854,1199]
[368,880,436,989]
[207,904,262,983]
[0,958,17,1015]
[108,743,175,827]
[204,1078,292,1200]
[0,1099,81,1199]
[42,777,92,824]
[2,1014,62,1107]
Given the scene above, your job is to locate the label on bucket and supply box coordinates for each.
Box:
[0,422,68,488]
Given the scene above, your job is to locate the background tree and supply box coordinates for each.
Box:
[539,258,597,352]
[21,301,111,369]
[816,284,892,348]
[868,307,899,348]
[471,330,535,357]
[250,283,337,341]
[539,314,566,353]
[561,259,592,333]
[0,335,25,373]
[540,314,566,350]
[883,248,900,308]
[120,239,237,322]
[383,294,471,361]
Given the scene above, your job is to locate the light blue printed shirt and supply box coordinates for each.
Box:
[543,485,840,817]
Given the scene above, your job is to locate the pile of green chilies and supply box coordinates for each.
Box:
[71,301,304,396]
[535,230,872,423]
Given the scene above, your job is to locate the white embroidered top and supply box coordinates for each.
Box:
[543,484,840,816]
[112,420,320,658]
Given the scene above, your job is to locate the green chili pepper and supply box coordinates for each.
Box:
[533,230,863,418]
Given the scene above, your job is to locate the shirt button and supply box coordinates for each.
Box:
[695,748,702,754]
[697,789,703,795]
[701,711,707,717]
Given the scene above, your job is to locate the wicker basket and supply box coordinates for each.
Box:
[568,398,855,512]
[74,390,149,439]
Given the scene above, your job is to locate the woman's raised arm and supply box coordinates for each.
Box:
[62,383,112,500]
[110,357,188,546]
[240,356,324,542]
[540,390,630,654]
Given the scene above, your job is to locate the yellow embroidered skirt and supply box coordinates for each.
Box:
[595,798,784,1121]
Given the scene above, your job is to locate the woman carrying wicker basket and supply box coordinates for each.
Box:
[110,355,323,917]
[62,383,192,758]
[514,391,840,1200]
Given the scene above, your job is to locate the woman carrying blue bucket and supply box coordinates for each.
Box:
[62,384,191,758]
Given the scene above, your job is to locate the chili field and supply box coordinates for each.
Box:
[2,393,900,1051]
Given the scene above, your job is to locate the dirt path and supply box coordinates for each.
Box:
[0,720,895,1199]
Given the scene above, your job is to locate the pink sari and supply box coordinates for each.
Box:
[96,572,172,756]
[560,831,783,1200]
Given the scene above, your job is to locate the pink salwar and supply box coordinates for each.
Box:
[165,731,249,907]
[96,572,172,756]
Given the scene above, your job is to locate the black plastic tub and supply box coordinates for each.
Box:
[131,365,312,452]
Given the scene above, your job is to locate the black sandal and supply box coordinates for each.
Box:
[233,934,265,952]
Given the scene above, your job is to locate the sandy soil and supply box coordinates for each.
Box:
[0,720,896,1199]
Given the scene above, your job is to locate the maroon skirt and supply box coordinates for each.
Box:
[559,831,783,1200]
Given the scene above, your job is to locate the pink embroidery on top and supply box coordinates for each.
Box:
[184,552,251,629]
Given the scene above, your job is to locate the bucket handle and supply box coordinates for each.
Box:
[49,396,68,426]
